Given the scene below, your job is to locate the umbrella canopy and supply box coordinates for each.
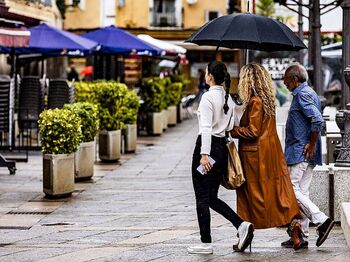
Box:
[138,34,187,55]
[83,25,161,55]
[4,23,98,55]
[185,13,307,52]
[158,59,176,68]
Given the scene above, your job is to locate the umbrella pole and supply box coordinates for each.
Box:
[214,45,220,61]
[244,49,249,65]
[41,58,45,78]
[9,48,17,150]
[244,0,250,65]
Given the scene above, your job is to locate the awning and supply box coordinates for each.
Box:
[0,27,30,47]
[137,34,186,55]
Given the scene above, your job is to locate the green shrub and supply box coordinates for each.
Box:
[168,82,183,106]
[93,82,121,131]
[117,84,140,128]
[171,74,190,90]
[38,109,82,154]
[94,81,139,130]
[74,81,97,103]
[75,81,140,130]
[141,77,167,113]
[64,102,99,142]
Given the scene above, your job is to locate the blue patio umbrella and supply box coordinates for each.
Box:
[82,25,162,55]
[15,23,98,55]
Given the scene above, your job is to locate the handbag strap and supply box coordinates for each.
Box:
[225,108,234,142]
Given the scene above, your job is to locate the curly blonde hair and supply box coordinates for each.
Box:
[238,63,276,117]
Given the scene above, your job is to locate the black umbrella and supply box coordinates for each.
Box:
[185,13,307,52]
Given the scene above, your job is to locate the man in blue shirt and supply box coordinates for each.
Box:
[282,64,334,249]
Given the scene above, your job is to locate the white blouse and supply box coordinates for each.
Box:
[197,85,235,155]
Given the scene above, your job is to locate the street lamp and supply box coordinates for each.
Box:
[334,0,350,166]
[341,0,350,108]
[274,1,342,96]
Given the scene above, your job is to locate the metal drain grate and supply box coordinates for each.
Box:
[7,211,52,215]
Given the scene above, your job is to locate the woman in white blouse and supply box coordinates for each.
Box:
[187,61,254,255]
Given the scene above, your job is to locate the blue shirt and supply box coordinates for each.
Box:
[285,82,323,166]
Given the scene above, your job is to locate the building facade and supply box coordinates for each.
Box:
[2,0,62,27]
[64,0,242,88]
[0,0,64,76]
[64,0,231,32]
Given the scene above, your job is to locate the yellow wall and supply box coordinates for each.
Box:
[64,1,231,30]
[117,0,228,29]
[64,0,101,30]
[117,0,149,28]
[183,0,227,29]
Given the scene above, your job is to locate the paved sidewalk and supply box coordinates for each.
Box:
[0,118,349,261]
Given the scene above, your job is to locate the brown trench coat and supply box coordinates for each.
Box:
[231,96,301,229]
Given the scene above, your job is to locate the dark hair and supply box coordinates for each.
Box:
[207,61,231,114]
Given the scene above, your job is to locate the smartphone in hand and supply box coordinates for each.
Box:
[197,156,216,175]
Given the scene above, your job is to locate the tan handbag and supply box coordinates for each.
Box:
[222,139,245,189]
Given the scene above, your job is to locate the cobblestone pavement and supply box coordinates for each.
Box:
[0,118,349,262]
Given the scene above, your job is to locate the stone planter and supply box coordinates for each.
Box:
[43,153,75,198]
[162,109,168,131]
[147,112,163,135]
[167,105,177,126]
[75,141,95,181]
[124,124,137,153]
[98,130,121,161]
[181,104,188,120]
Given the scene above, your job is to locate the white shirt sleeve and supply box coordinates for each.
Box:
[198,94,213,155]
[234,104,244,126]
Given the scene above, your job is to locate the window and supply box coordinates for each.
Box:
[79,0,85,10]
[118,0,125,7]
[206,10,220,22]
[152,0,178,27]
[101,0,116,27]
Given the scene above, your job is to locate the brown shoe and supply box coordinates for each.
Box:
[290,222,307,250]
[281,238,308,249]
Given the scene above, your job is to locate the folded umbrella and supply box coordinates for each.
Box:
[185,13,307,52]
[158,59,176,68]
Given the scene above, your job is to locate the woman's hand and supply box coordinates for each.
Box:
[200,154,212,174]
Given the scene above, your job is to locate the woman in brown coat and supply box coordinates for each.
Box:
[231,63,304,250]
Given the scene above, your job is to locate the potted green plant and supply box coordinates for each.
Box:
[73,81,97,103]
[167,81,183,126]
[94,81,123,161]
[141,77,167,135]
[117,84,140,153]
[38,108,82,198]
[161,77,172,130]
[171,74,190,123]
[64,102,99,180]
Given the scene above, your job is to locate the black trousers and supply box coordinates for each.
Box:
[192,135,243,243]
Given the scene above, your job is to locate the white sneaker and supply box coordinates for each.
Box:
[237,221,254,251]
[187,243,213,254]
